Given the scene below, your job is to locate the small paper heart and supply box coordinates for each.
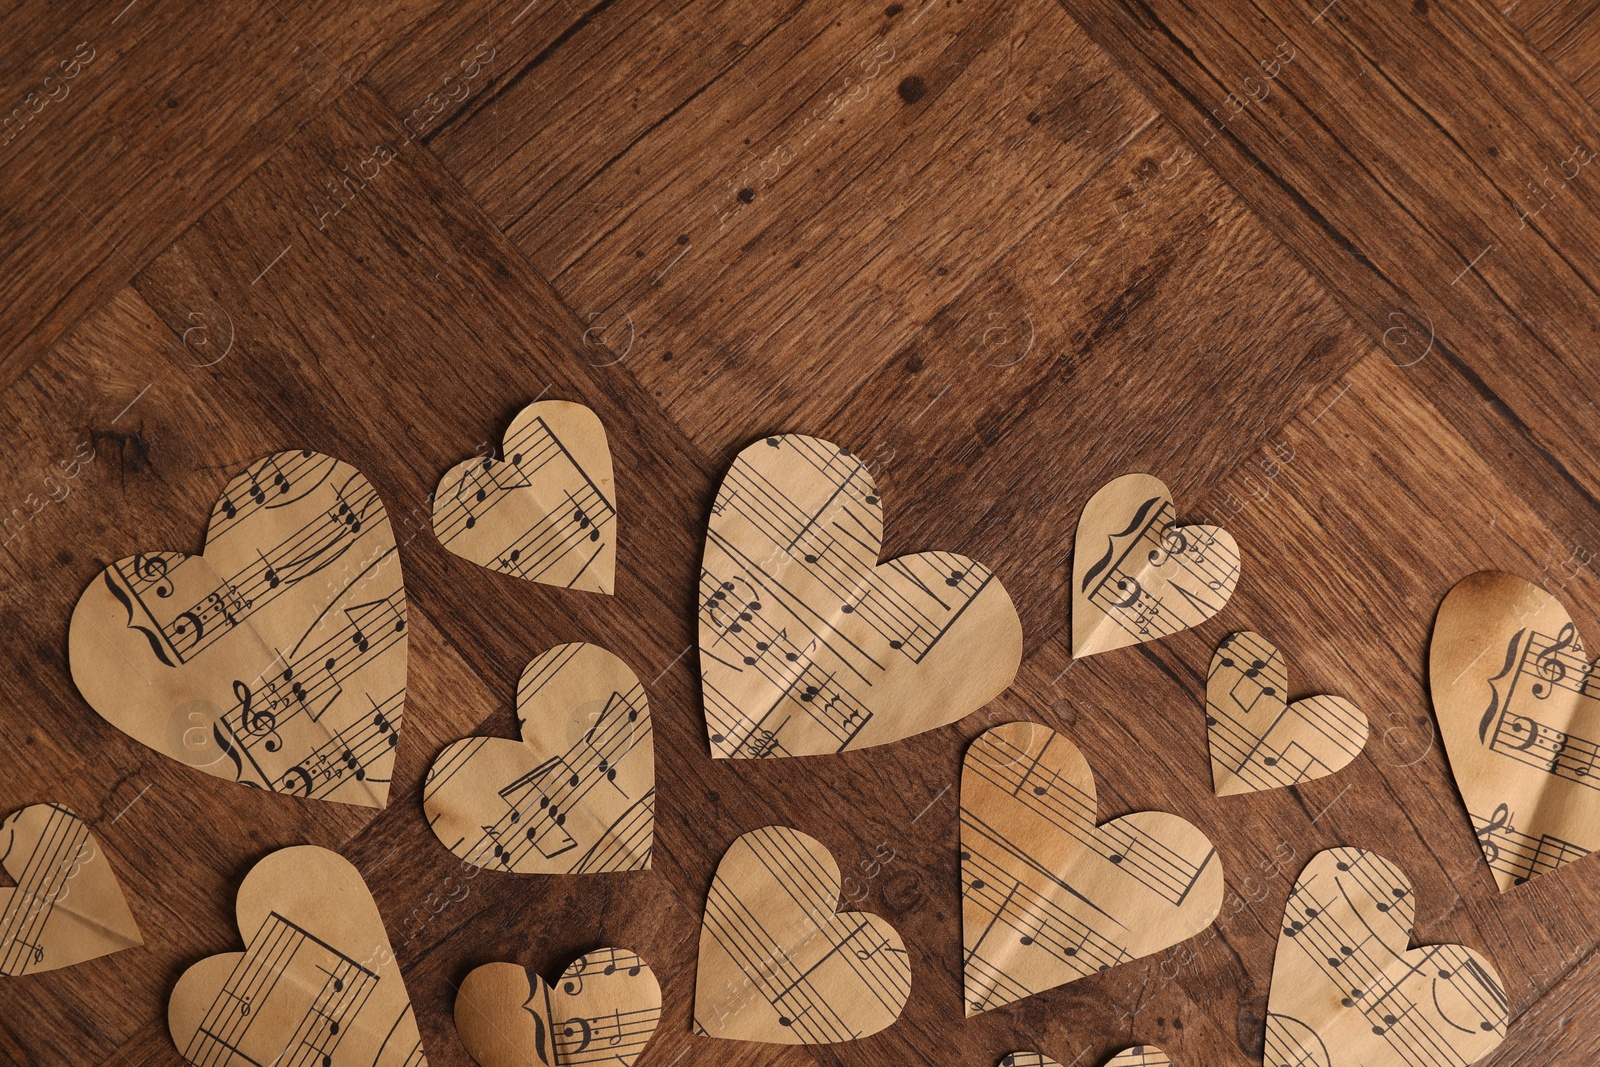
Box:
[1206,631,1368,795]
[0,804,141,976]
[455,948,660,1067]
[962,722,1223,1014]
[1265,847,1506,1067]
[432,400,615,593]
[694,825,911,1043]
[1073,473,1239,658]
[424,643,653,874]
[700,434,1022,757]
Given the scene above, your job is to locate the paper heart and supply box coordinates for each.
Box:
[999,1046,1170,1067]
[0,804,141,976]
[424,643,653,874]
[1265,847,1507,1067]
[454,948,660,1067]
[699,434,1022,758]
[69,451,407,807]
[432,400,615,593]
[1431,570,1600,890]
[694,825,911,1043]
[1206,631,1368,795]
[169,845,426,1066]
[962,722,1223,1014]
[1073,474,1239,658]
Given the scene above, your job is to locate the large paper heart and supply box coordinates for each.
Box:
[1073,474,1239,658]
[699,434,1022,758]
[432,400,616,594]
[69,451,407,807]
[169,845,426,1066]
[694,825,911,1043]
[1206,631,1368,795]
[1265,847,1507,1067]
[424,642,653,874]
[1431,570,1600,890]
[961,722,1223,1014]
[0,804,141,976]
[1000,1046,1170,1067]
[454,947,661,1067]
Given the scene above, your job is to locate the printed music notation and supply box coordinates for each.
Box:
[1265,848,1507,1067]
[999,1044,1170,1066]
[694,825,911,1044]
[1206,631,1368,795]
[961,723,1222,1015]
[432,400,616,594]
[699,434,1022,758]
[1073,474,1239,658]
[169,846,426,1067]
[424,643,654,875]
[1470,803,1587,887]
[0,804,141,976]
[69,451,408,808]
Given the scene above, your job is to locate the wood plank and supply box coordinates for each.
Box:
[1506,0,1600,101]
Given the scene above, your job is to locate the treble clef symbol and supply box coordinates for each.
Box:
[1476,803,1512,865]
[1532,622,1579,697]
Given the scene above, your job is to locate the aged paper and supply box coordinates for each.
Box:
[432,400,616,594]
[1431,570,1600,890]
[962,722,1222,1014]
[455,948,660,1067]
[169,845,426,1066]
[69,451,406,807]
[999,1047,1169,1067]
[424,642,653,874]
[0,804,141,976]
[1265,847,1507,1067]
[694,825,911,1043]
[700,434,1022,757]
[1207,631,1368,795]
[1073,474,1239,658]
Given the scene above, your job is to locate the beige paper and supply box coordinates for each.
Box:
[962,722,1223,1015]
[454,948,660,1067]
[1073,474,1239,658]
[0,804,141,976]
[69,451,406,807]
[1265,847,1507,1067]
[1207,631,1368,795]
[999,1046,1170,1067]
[169,845,425,1066]
[700,434,1022,757]
[424,642,653,874]
[694,825,911,1043]
[432,400,615,594]
[1431,570,1600,890]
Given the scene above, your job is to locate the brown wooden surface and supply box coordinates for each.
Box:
[3,0,1600,1064]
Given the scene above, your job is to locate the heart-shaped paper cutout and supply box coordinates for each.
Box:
[1000,1047,1170,1067]
[1206,631,1368,795]
[961,722,1223,1014]
[169,845,426,1066]
[433,400,615,593]
[0,804,141,976]
[1265,847,1507,1067]
[1073,474,1239,658]
[700,434,1022,757]
[1431,570,1600,890]
[424,643,653,874]
[694,825,911,1043]
[455,947,661,1067]
[69,451,407,807]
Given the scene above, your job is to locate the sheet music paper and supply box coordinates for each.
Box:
[1073,474,1239,658]
[1265,847,1507,1067]
[1000,1046,1170,1067]
[169,845,426,1067]
[69,451,407,807]
[424,643,653,874]
[1207,632,1368,795]
[699,434,1022,758]
[433,400,615,594]
[1431,570,1600,891]
[0,804,141,976]
[455,948,661,1067]
[962,722,1222,1015]
[694,825,911,1043]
